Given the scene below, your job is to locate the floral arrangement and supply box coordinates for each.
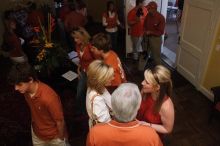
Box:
[32,13,67,75]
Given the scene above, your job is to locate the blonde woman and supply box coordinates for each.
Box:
[86,60,114,128]
[71,27,95,114]
[137,65,174,135]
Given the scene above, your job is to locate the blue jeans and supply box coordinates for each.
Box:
[76,71,87,114]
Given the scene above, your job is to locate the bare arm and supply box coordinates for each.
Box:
[77,65,82,79]
[150,98,175,134]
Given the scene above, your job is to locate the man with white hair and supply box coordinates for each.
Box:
[86,83,163,146]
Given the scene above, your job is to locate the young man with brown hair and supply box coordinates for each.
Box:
[91,33,126,89]
[8,63,67,146]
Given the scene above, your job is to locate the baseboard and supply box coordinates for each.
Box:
[199,86,214,102]
[161,54,176,69]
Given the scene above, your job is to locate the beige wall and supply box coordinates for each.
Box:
[203,18,220,90]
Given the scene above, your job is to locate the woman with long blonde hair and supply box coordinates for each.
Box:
[86,60,114,128]
[71,27,95,114]
[137,65,174,135]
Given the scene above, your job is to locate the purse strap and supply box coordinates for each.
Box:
[90,93,113,122]
[91,93,99,121]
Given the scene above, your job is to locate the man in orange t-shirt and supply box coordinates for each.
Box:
[91,33,126,89]
[8,63,67,146]
[87,83,163,146]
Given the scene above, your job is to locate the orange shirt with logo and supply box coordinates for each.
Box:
[104,51,126,87]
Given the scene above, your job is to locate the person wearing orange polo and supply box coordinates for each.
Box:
[8,63,68,146]
[127,0,147,60]
[87,83,163,146]
[91,33,126,89]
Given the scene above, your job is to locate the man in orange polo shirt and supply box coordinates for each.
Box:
[91,33,126,90]
[8,63,67,146]
[87,83,163,146]
[127,0,147,60]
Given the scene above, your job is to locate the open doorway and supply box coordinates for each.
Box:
[162,0,184,68]
[124,0,184,68]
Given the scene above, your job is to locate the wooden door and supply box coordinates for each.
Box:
[176,0,215,88]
